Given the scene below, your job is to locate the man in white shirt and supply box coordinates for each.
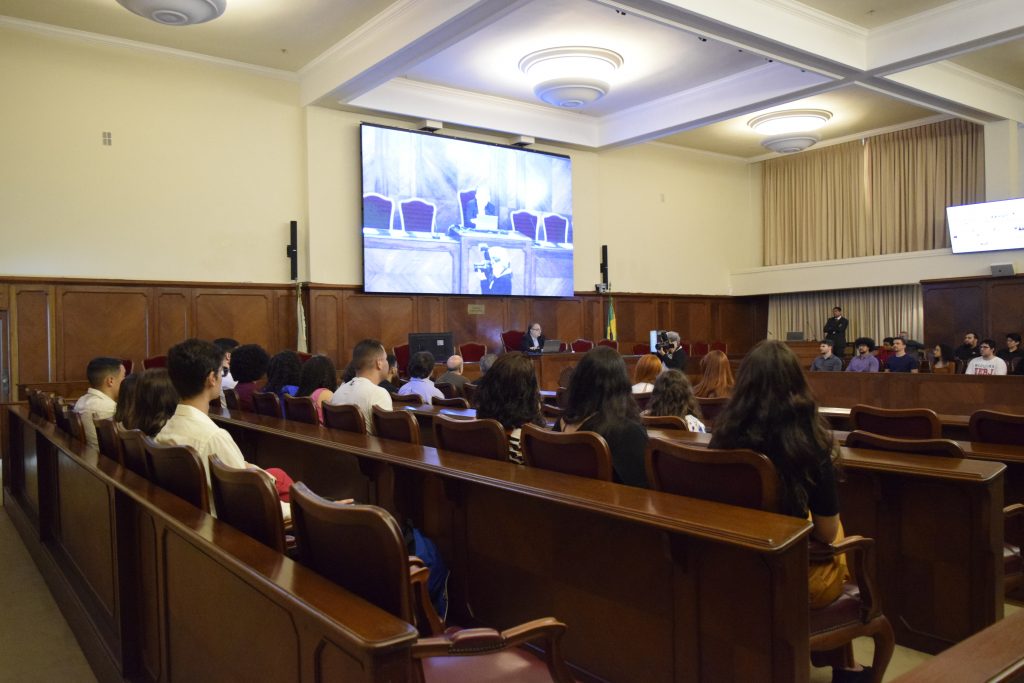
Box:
[965,339,1008,375]
[329,339,393,434]
[156,338,291,518]
[73,357,125,450]
[398,351,445,405]
[214,337,239,390]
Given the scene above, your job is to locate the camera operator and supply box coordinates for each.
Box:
[474,245,512,295]
[656,331,688,371]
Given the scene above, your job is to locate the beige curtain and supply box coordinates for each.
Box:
[767,285,923,349]
[763,120,984,266]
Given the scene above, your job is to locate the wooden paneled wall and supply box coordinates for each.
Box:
[0,278,768,389]
[922,273,1024,346]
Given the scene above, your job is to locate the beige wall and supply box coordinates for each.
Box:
[2,28,762,294]
[0,28,307,282]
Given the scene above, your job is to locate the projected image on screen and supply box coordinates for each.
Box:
[361,124,574,297]
[947,197,1024,254]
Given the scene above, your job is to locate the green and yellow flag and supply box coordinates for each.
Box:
[605,295,616,341]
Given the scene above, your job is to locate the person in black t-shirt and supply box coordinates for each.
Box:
[954,332,982,364]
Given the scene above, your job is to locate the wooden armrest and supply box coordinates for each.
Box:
[411,618,566,657]
[408,558,445,636]
[810,535,882,619]
[809,534,873,563]
[1004,503,1024,520]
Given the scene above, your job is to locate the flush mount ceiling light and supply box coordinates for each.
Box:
[747,109,832,136]
[116,0,226,25]
[761,133,821,154]
[519,47,623,108]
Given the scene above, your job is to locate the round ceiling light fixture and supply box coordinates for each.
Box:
[116,0,226,25]
[761,133,821,154]
[519,47,623,108]
[747,109,832,136]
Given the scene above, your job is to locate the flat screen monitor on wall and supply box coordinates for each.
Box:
[946,197,1024,254]
[408,332,453,362]
[360,123,574,297]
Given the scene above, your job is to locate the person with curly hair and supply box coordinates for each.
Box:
[644,370,705,433]
[296,354,337,423]
[693,349,734,399]
[264,350,302,400]
[555,346,648,487]
[472,352,545,463]
[229,343,270,412]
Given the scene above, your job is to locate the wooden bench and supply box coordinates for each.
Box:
[211,408,814,682]
[4,406,417,682]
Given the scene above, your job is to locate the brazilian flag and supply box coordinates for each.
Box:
[605,295,616,341]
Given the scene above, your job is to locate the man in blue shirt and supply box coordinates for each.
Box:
[884,337,919,373]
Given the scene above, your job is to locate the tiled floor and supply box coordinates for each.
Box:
[0,504,96,683]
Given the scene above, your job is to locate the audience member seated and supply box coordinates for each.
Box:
[155,338,294,515]
[998,333,1023,367]
[631,353,662,394]
[230,343,270,411]
[213,337,239,390]
[965,339,1008,375]
[876,337,894,367]
[929,342,956,374]
[693,349,734,399]
[296,354,337,423]
[73,356,126,450]
[520,321,546,352]
[883,337,918,373]
[643,370,705,433]
[554,346,648,487]
[479,352,498,375]
[328,339,393,435]
[845,338,879,373]
[378,354,399,393]
[112,372,139,431]
[954,331,982,364]
[810,340,842,372]
[263,351,302,413]
[437,355,468,395]
[708,340,872,682]
[472,352,546,463]
[120,368,179,437]
[398,351,444,405]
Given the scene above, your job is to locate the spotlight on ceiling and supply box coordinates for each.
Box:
[116,0,226,26]
[519,47,623,108]
[748,109,832,136]
[761,134,821,154]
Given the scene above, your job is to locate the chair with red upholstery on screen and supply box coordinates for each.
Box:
[393,343,410,378]
[632,343,649,355]
[570,339,593,353]
[363,193,395,231]
[597,339,618,351]
[511,210,542,241]
[542,213,571,244]
[399,198,437,234]
[710,341,728,353]
[501,330,525,352]
[459,342,486,362]
[690,341,709,357]
[143,355,167,369]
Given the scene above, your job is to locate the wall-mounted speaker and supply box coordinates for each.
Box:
[285,221,298,281]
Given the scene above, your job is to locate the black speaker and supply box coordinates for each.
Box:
[600,244,608,284]
[285,220,298,281]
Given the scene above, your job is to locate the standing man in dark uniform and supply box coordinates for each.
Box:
[823,306,849,360]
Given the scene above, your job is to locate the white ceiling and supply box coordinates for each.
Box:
[2,0,1022,158]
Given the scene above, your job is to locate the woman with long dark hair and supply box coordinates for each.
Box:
[296,354,338,423]
[693,349,734,398]
[123,369,179,437]
[708,341,868,679]
[644,370,705,432]
[113,372,140,430]
[556,346,648,487]
[473,352,545,462]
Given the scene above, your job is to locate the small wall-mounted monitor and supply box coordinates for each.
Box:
[946,197,1024,254]
[408,332,454,362]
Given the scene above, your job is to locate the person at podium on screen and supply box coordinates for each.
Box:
[520,322,545,353]
[464,185,497,229]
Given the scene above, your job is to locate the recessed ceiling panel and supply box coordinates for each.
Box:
[793,0,960,29]
[659,85,941,158]
[403,0,770,116]
[949,37,1024,90]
